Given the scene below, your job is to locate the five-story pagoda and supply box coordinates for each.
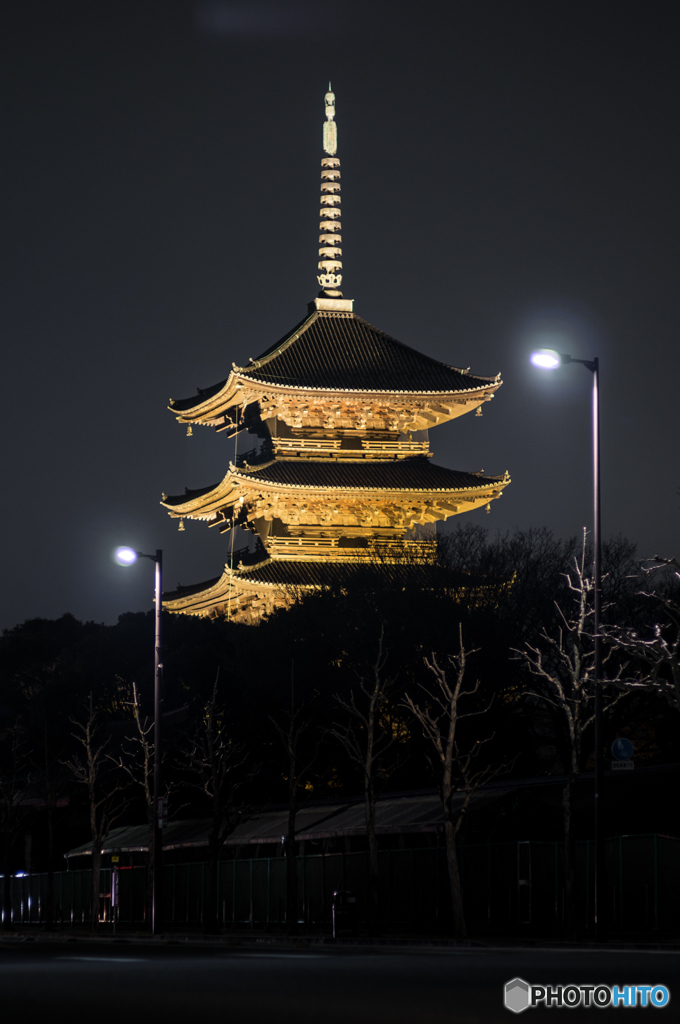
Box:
[162,88,510,624]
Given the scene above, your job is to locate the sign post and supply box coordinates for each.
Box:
[111,854,120,935]
[611,737,634,771]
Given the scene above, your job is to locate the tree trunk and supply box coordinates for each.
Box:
[365,782,380,934]
[562,769,577,939]
[204,830,221,934]
[364,667,381,936]
[90,842,101,931]
[145,809,154,930]
[2,864,9,930]
[45,801,54,929]
[285,795,298,933]
[2,830,11,931]
[43,723,55,929]
[444,818,466,939]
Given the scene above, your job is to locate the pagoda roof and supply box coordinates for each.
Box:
[164,555,473,605]
[169,310,500,415]
[162,460,510,513]
[241,460,506,490]
[230,558,469,589]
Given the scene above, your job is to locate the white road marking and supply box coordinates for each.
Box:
[56,956,146,962]
[232,953,326,958]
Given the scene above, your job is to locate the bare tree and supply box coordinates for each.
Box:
[329,625,404,932]
[63,694,128,929]
[608,557,680,713]
[111,682,155,922]
[270,666,320,932]
[513,539,622,938]
[181,669,253,933]
[404,625,502,940]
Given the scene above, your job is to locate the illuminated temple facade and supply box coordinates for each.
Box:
[162,89,510,624]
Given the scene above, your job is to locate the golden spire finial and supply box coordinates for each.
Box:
[317,85,342,298]
[323,85,337,155]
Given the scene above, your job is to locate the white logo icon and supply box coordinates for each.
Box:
[505,978,531,1014]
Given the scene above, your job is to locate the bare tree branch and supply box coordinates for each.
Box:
[329,625,405,932]
[62,693,129,929]
[179,669,257,933]
[403,623,510,940]
[512,533,623,938]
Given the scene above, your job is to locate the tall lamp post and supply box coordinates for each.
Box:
[114,546,164,935]
[530,348,604,940]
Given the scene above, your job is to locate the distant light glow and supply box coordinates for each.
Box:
[530,348,562,370]
[115,547,138,566]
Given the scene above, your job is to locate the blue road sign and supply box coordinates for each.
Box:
[611,737,634,761]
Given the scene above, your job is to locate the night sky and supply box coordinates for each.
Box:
[2,0,678,630]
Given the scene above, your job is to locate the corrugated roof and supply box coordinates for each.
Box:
[70,767,678,857]
[66,789,510,857]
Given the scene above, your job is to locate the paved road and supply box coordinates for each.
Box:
[0,942,678,1024]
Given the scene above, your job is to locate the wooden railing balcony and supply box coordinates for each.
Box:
[270,438,341,454]
[266,536,340,552]
[270,438,431,460]
[265,536,437,560]
[362,441,431,457]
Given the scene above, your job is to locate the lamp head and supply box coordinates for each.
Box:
[530,348,565,370]
[114,546,138,566]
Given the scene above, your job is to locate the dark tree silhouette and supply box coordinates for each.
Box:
[181,670,256,933]
[63,694,129,929]
[404,625,505,940]
[330,626,406,932]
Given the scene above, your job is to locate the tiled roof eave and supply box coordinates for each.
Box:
[163,557,490,611]
[167,311,320,418]
[162,468,510,513]
[171,375,500,421]
[169,370,242,419]
[234,466,510,494]
[234,374,501,397]
[238,481,506,494]
[167,307,504,418]
[162,561,320,608]
[231,573,318,591]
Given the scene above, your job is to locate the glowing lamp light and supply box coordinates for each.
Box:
[115,546,138,566]
[530,348,562,370]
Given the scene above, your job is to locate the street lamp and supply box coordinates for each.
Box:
[530,348,604,940]
[114,546,164,935]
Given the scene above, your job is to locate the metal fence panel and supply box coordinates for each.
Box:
[2,833,679,935]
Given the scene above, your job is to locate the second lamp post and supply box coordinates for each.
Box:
[114,546,165,934]
[530,348,604,940]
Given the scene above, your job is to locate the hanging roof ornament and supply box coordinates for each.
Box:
[317,83,343,299]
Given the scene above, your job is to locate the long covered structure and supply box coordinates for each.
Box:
[162,88,510,623]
